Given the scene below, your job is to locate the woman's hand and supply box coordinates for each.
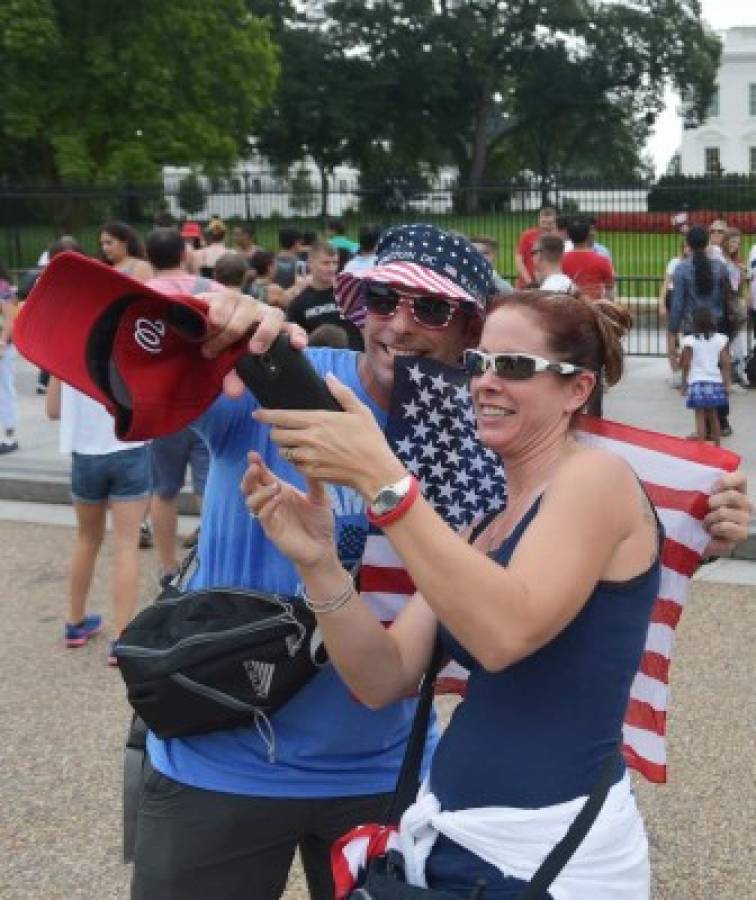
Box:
[253,375,407,501]
[241,452,338,570]
[703,470,753,557]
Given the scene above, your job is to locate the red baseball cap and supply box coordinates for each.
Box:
[181,221,203,239]
[14,253,246,440]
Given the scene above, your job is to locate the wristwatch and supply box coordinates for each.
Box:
[368,474,414,517]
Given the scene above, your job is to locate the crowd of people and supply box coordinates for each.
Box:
[0,213,753,899]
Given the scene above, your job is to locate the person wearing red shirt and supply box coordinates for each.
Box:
[514,206,558,287]
[561,217,615,301]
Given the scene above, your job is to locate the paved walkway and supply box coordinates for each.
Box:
[1,517,753,899]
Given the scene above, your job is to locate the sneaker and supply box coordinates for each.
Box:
[0,439,19,454]
[36,385,47,395]
[65,614,103,648]
[139,522,154,549]
[181,526,200,549]
[106,640,119,667]
[721,425,733,437]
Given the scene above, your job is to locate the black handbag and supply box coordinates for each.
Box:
[345,515,621,899]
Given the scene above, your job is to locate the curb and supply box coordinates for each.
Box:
[0,476,200,516]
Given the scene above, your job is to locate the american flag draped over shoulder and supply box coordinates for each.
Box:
[360,357,740,784]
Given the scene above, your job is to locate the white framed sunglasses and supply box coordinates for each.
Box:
[463,349,586,381]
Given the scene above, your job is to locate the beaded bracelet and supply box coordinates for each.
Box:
[302,577,355,615]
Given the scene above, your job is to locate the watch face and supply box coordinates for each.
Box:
[372,487,401,516]
[370,475,412,516]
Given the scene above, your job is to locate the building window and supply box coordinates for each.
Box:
[751,147,756,175]
[706,86,719,118]
[704,147,721,177]
[667,153,682,176]
[750,84,756,116]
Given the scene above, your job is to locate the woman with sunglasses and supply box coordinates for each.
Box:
[243,291,658,898]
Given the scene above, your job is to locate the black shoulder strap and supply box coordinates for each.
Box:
[383,512,500,825]
[516,743,622,899]
[469,506,502,544]
[385,637,445,825]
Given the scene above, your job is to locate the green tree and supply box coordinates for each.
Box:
[254,23,361,216]
[0,0,61,182]
[324,0,720,207]
[0,0,279,185]
[177,173,207,217]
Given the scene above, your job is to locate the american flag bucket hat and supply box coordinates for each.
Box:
[335,223,493,327]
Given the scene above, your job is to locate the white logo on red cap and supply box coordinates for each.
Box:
[134,318,166,354]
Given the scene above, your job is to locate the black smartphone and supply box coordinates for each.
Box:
[235,336,342,411]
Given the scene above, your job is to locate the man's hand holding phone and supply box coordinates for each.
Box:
[197,290,308,398]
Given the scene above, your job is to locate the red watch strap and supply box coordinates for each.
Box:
[366,475,420,529]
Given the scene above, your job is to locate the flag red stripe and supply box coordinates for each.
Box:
[643,483,710,520]
[662,538,701,576]
[435,676,468,696]
[625,697,667,733]
[650,597,683,629]
[360,565,416,595]
[622,744,667,784]
[638,650,671,684]
[577,415,740,469]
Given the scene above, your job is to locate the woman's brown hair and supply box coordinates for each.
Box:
[487,291,632,387]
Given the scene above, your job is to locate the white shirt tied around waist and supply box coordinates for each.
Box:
[398,772,649,900]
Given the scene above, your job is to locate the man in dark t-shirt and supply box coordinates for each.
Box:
[286,240,363,349]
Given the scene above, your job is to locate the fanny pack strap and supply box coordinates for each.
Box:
[385,507,502,825]
[516,742,622,899]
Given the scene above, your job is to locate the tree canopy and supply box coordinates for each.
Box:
[1,0,722,196]
[319,0,720,188]
[0,0,278,184]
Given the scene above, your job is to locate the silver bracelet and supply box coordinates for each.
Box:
[302,576,355,614]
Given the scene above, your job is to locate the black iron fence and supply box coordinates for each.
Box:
[2,175,754,357]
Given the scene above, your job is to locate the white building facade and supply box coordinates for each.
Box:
[679,27,756,177]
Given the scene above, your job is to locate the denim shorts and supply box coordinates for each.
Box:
[71,446,152,505]
[150,428,210,499]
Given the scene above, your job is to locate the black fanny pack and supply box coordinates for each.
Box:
[114,586,327,744]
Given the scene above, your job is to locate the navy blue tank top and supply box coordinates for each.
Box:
[430,497,661,810]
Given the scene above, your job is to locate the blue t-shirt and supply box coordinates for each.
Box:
[147,348,436,797]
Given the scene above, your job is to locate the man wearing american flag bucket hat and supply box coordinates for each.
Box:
[131,223,750,900]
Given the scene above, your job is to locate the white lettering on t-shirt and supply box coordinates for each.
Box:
[327,484,365,516]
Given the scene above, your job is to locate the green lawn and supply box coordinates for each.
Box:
[3,215,754,282]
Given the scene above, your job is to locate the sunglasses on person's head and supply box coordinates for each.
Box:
[362,282,459,329]
[463,349,586,380]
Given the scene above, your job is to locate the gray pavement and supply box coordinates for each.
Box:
[1,354,755,899]
[1,518,753,899]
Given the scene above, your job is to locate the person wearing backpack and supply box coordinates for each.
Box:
[144,228,224,582]
[668,225,733,436]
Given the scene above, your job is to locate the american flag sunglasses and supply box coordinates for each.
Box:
[362,282,460,329]
[463,349,586,381]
